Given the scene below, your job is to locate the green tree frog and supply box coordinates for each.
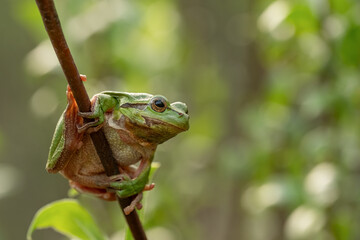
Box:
[46,86,189,214]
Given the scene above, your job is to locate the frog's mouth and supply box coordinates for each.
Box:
[142,116,189,132]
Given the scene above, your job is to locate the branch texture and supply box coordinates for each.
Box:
[35,0,147,239]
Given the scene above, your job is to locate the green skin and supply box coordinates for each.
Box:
[47,88,189,214]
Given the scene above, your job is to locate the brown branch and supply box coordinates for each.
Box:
[35,0,147,239]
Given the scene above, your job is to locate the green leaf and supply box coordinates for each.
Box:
[27,199,107,240]
[148,162,161,180]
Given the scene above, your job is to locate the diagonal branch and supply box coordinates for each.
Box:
[35,0,147,239]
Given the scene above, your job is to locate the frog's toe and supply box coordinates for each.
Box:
[123,193,143,215]
[143,183,155,191]
[78,111,97,118]
[77,119,102,133]
[136,202,143,210]
[123,206,133,215]
[110,173,131,182]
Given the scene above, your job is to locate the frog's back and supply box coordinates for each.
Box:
[99,91,153,104]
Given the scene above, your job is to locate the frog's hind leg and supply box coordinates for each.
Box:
[70,180,142,215]
[46,87,84,173]
[64,86,85,146]
[69,181,116,201]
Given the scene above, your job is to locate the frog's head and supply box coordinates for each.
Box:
[119,94,189,144]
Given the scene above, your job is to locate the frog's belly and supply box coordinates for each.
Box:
[103,124,142,166]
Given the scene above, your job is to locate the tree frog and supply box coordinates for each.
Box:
[47,86,189,214]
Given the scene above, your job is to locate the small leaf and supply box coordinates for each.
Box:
[68,187,80,198]
[149,162,161,180]
[27,199,107,240]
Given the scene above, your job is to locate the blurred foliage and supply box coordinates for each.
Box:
[0,0,360,239]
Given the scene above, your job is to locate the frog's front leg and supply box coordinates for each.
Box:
[77,94,118,133]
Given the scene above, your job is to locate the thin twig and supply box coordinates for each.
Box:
[35,0,147,239]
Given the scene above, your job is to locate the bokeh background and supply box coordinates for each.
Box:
[1,0,360,239]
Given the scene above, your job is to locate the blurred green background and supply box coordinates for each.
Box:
[1,0,360,239]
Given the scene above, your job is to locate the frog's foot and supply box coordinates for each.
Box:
[69,181,116,201]
[77,109,105,133]
[124,193,143,215]
[122,184,155,215]
[78,111,100,119]
[77,120,103,133]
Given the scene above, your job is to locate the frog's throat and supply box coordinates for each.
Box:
[108,113,188,132]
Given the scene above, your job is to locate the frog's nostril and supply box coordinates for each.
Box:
[181,104,188,115]
[171,102,188,115]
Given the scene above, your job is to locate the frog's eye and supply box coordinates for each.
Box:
[151,97,167,113]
